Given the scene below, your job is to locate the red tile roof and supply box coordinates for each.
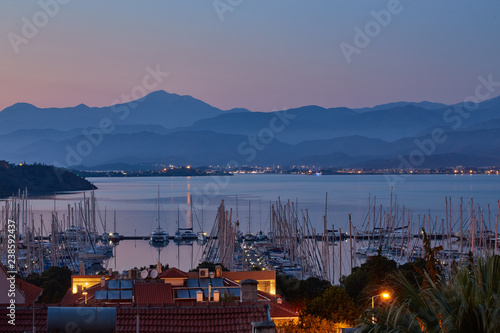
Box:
[15,279,43,305]
[0,307,48,333]
[159,267,189,279]
[117,303,269,333]
[134,283,173,304]
[257,291,298,319]
[0,303,269,333]
[269,302,299,319]
[0,263,42,305]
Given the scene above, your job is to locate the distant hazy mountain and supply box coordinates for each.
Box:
[354,101,449,113]
[352,153,500,169]
[1,91,499,169]
[186,104,449,142]
[0,91,222,134]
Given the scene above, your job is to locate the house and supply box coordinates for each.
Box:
[0,303,273,333]
[1,266,298,332]
[0,263,43,305]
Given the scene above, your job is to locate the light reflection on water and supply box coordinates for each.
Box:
[106,240,204,273]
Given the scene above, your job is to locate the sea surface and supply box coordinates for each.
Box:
[16,174,500,274]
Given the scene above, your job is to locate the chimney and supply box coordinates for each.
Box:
[128,269,138,280]
[240,279,258,302]
[213,290,220,302]
[100,276,105,288]
[215,265,222,278]
[209,272,215,279]
[196,290,203,302]
[277,297,282,304]
[79,261,85,275]
[251,321,276,333]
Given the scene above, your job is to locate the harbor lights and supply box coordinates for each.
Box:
[371,291,391,323]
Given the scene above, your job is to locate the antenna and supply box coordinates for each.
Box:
[140,270,148,279]
[150,269,158,279]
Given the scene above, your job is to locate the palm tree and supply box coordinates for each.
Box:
[356,255,500,333]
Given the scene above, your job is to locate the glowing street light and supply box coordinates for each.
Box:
[372,291,391,323]
[83,289,88,304]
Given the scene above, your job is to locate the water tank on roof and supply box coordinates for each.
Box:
[47,307,116,333]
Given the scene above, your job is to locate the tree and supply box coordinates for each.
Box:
[278,315,348,333]
[276,275,331,310]
[415,228,442,288]
[357,255,500,332]
[398,258,426,288]
[300,286,359,326]
[341,252,397,306]
[24,266,72,303]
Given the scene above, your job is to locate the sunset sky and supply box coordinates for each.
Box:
[1,0,499,112]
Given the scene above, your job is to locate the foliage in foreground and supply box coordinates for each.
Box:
[276,275,332,309]
[24,266,72,303]
[301,286,359,325]
[278,314,350,333]
[277,286,357,333]
[356,255,500,333]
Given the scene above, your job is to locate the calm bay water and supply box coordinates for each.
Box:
[20,174,500,273]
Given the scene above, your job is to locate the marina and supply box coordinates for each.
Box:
[1,175,499,283]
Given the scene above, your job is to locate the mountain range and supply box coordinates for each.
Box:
[1,90,499,170]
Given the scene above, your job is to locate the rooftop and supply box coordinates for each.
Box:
[0,303,269,333]
[159,267,189,279]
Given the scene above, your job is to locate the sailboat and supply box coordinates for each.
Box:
[109,209,120,243]
[174,204,197,243]
[150,186,169,246]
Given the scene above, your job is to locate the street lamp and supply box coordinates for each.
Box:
[83,289,88,305]
[371,291,391,323]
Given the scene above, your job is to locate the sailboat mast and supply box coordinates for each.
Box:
[157,185,161,228]
[248,201,251,235]
[190,194,193,229]
[236,195,239,232]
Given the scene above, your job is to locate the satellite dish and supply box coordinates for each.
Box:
[150,269,158,279]
[140,270,148,279]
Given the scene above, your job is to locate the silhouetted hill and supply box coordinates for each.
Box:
[0,91,222,134]
[0,162,96,198]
